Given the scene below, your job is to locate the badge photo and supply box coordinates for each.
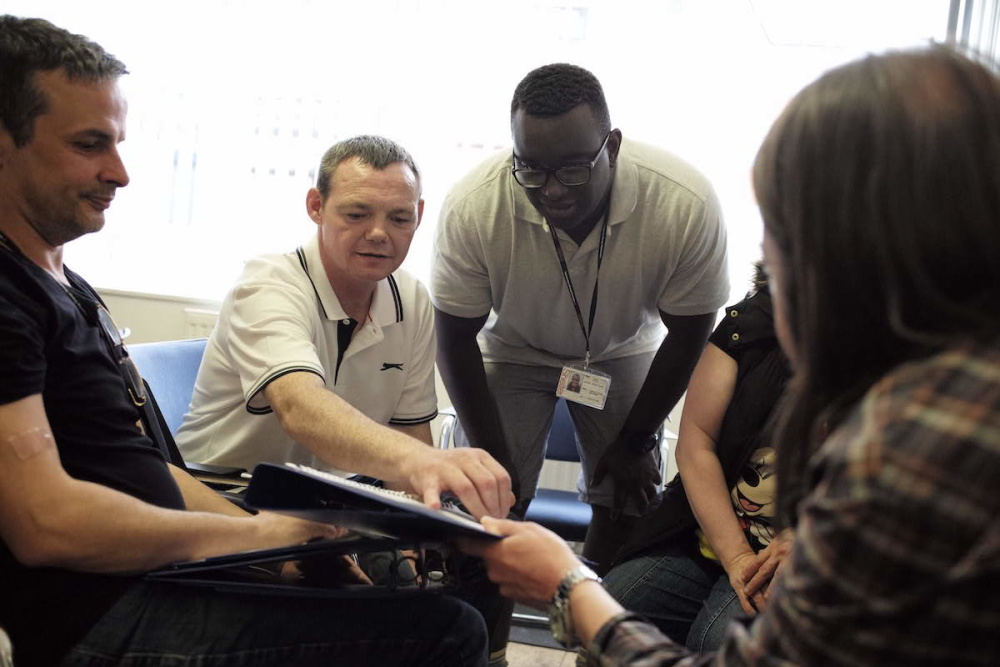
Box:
[555,365,611,410]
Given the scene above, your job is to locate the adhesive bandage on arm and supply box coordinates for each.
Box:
[5,427,55,460]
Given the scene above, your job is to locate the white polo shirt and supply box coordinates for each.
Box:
[431,139,730,368]
[175,233,438,473]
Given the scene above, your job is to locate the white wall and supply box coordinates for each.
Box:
[100,288,222,344]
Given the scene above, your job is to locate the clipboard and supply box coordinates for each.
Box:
[145,462,498,596]
[242,462,502,544]
[146,536,392,594]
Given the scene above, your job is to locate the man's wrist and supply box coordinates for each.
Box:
[618,429,660,455]
[548,562,602,648]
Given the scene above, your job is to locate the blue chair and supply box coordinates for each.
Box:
[521,399,593,543]
[128,338,245,488]
[128,338,207,437]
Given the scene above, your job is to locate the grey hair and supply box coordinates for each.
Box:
[316,135,421,199]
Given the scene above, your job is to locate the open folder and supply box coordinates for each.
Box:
[243,462,501,543]
[146,462,499,595]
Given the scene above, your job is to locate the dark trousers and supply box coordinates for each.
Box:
[59,580,487,666]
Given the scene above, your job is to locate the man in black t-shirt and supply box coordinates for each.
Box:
[0,15,487,667]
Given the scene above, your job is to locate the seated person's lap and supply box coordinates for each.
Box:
[65,581,487,667]
[603,538,741,651]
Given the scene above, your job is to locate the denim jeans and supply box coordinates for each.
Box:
[602,540,743,652]
[59,581,487,666]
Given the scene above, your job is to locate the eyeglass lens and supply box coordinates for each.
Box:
[515,165,591,188]
[512,132,610,189]
[96,306,147,405]
[96,307,123,346]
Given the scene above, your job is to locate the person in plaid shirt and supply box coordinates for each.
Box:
[463,44,1000,666]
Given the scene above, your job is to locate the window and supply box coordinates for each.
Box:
[8,0,953,302]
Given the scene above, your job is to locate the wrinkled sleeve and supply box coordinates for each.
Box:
[657,187,730,317]
[430,192,493,318]
[227,260,326,413]
[588,613,703,666]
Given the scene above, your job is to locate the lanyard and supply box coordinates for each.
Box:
[547,203,611,369]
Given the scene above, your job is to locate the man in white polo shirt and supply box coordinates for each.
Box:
[176,135,512,522]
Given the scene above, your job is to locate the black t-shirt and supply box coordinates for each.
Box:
[0,246,185,665]
[708,287,789,486]
[611,287,790,565]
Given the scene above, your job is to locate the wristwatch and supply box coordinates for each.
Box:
[548,562,602,648]
[624,430,660,454]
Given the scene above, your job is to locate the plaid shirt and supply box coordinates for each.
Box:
[588,340,1000,666]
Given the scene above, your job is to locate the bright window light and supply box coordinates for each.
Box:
[4,0,951,303]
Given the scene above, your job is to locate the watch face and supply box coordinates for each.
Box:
[630,432,659,453]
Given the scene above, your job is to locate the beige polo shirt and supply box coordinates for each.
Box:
[431,139,730,368]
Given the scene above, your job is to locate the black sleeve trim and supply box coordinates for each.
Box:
[388,410,438,426]
[245,366,325,415]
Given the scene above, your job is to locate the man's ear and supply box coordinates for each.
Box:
[416,199,425,228]
[305,188,323,225]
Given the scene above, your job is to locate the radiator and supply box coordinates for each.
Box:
[538,460,582,493]
[183,308,219,339]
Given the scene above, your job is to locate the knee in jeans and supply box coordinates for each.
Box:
[687,589,739,652]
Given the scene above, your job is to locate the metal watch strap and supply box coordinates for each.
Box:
[548,563,602,648]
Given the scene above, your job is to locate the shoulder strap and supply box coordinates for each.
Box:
[138,379,188,470]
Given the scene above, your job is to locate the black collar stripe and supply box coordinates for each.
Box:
[296,247,329,320]
[388,274,403,323]
[296,247,401,324]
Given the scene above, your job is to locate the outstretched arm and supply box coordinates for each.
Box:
[167,463,250,517]
[390,422,433,447]
[463,519,705,665]
[265,371,513,519]
[0,394,341,574]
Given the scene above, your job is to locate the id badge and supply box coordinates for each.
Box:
[556,364,612,410]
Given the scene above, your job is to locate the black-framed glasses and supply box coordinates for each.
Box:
[92,305,147,407]
[511,132,611,189]
[67,287,148,408]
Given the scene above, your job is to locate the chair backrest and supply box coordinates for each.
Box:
[128,338,207,436]
[545,399,580,462]
[438,400,581,463]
